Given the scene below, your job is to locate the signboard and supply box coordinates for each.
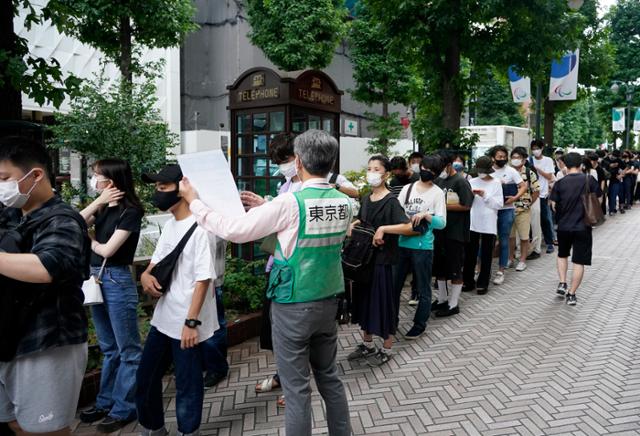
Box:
[612,108,625,132]
[344,118,359,136]
[633,108,640,132]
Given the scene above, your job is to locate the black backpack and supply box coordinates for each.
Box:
[341,195,391,283]
[0,207,90,361]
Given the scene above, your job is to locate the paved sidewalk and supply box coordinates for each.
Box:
[74,209,640,435]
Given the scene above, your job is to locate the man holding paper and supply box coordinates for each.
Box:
[179,129,352,436]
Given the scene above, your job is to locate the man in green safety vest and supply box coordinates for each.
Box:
[180,129,352,435]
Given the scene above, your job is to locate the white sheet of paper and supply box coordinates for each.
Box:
[177,150,245,217]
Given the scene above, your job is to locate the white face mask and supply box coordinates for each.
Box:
[366,171,383,187]
[439,170,449,179]
[478,172,488,179]
[278,161,297,180]
[533,149,543,157]
[511,159,522,167]
[410,163,420,173]
[0,169,38,209]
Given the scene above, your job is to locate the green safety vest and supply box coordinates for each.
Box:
[267,187,351,304]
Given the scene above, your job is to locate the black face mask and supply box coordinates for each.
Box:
[420,169,435,182]
[152,189,181,211]
[495,159,508,168]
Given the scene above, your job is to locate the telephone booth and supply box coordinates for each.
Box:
[228,68,343,260]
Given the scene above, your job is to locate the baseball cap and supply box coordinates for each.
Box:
[142,164,183,183]
[474,156,494,174]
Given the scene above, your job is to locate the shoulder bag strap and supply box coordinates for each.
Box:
[329,172,339,185]
[171,222,199,257]
[404,182,415,207]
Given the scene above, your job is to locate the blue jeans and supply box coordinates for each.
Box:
[202,286,228,378]
[623,177,634,206]
[393,248,433,332]
[90,265,141,420]
[539,197,555,246]
[136,327,204,434]
[608,182,622,213]
[497,209,515,268]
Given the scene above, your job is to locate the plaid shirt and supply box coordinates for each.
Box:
[6,196,89,357]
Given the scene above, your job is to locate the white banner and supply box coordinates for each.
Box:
[612,108,625,132]
[634,108,640,132]
[549,49,580,101]
[507,66,531,103]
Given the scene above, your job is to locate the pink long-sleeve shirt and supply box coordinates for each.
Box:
[189,178,329,260]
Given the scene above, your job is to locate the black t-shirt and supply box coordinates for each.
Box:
[550,173,601,232]
[608,158,625,183]
[434,173,474,242]
[357,192,409,265]
[595,165,606,185]
[389,172,419,198]
[92,205,143,266]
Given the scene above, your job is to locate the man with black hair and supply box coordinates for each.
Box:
[607,149,625,216]
[530,140,556,254]
[408,152,424,174]
[0,137,90,436]
[432,151,474,317]
[389,156,419,198]
[550,152,601,306]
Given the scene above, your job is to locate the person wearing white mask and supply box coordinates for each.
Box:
[347,155,415,366]
[409,151,424,175]
[530,140,556,254]
[0,137,90,436]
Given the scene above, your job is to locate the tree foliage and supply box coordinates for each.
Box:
[246,0,347,71]
[47,0,197,81]
[475,70,525,127]
[555,95,606,148]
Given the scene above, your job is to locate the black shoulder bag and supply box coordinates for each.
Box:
[150,223,198,292]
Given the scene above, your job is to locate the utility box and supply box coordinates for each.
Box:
[462,125,531,160]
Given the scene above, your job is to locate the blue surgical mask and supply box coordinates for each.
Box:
[452,162,464,173]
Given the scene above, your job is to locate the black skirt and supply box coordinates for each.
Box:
[352,263,397,340]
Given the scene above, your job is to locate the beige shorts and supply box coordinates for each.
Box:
[511,209,531,240]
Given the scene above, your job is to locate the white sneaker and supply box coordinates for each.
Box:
[515,262,527,272]
[408,299,418,306]
[505,260,514,268]
[493,271,505,285]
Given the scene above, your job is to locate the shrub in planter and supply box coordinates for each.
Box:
[223,255,266,316]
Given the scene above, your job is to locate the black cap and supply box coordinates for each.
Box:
[474,156,495,174]
[142,164,183,183]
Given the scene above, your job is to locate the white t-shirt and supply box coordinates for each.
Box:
[398,182,446,218]
[532,156,555,198]
[469,177,503,235]
[491,166,523,210]
[589,169,598,182]
[151,215,218,342]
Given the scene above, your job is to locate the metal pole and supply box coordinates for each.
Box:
[535,82,542,141]
[626,92,632,150]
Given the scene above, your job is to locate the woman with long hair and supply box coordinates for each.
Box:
[78,159,144,433]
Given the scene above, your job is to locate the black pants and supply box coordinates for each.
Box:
[463,231,496,290]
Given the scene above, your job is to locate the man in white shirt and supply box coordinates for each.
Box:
[489,146,527,285]
[530,140,556,254]
[137,165,218,436]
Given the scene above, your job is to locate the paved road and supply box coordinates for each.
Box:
[74,209,640,435]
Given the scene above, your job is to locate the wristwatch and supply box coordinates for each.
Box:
[335,183,341,191]
[184,319,202,328]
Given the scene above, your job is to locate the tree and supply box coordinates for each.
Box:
[0,0,80,120]
[364,0,585,148]
[348,1,418,155]
[50,64,176,209]
[246,0,347,71]
[47,0,197,83]
[555,95,607,148]
[475,70,525,127]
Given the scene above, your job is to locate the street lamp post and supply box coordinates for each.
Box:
[611,81,635,150]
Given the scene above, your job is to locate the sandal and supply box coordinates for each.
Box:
[255,374,280,393]
[277,395,285,408]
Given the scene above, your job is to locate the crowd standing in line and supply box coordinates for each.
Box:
[1,132,636,436]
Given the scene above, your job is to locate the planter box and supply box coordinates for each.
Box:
[227,311,262,347]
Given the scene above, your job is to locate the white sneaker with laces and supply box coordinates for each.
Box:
[408,299,418,306]
[515,262,527,272]
[493,271,505,285]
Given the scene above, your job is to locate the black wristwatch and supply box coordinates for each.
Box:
[184,319,202,328]
[335,183,341,191]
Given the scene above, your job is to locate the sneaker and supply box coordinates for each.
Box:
[515,261,527,272]
[556,282,568,296]
[139,427,169,436]
[204,372,227,389]
[431,300,448,312]
[505,259,514,269]
[546,244,555,254]
[526,251,541,260]
[97,416,136,434]
[79,407,109,424]
[436,305,460,317]
[347,344,376,361]
[566,293,577,305]
[404,325,425,339]
[620,208,626,214]
[407,299,419,306]
[493,271,505,285]
[366,350,391,367]
[476,288,488,295]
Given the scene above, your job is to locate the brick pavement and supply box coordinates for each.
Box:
[74,209,640,435]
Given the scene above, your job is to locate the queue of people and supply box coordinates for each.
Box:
[0,132,625,436]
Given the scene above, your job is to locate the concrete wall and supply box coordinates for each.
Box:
[180,1,406,137]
